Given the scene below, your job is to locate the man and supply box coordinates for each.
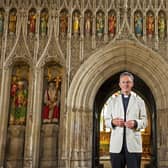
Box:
[104,72,147,168]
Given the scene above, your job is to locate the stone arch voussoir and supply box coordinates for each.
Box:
[67,40,168,112]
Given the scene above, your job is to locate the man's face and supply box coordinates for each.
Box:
[119,75,134,94]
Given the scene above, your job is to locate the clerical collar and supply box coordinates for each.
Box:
[122,93,130,98]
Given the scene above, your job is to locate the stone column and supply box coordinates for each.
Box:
[116,9,120,35]
[23,67,35,168]
[1,8,9,63]
[31,67,44,168]
[155,12,159,49]
[80,13,84,62]
[143,11,147,42]
[69,108,92,168]
[67,12,72,86]
[157,108,168,168]
[0,67,12,167]
[104,11,108,42]
[92,13,96,49]
[34,8,41,61]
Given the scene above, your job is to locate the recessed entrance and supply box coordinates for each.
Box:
[93,71,157,168]
[67,41,168,168]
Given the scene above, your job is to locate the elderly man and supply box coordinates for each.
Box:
[105,72,147,168]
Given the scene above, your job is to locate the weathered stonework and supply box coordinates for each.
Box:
[0,0,168,167]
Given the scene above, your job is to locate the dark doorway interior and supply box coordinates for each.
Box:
[92,71,157,168]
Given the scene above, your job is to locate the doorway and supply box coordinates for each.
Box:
[92,71,157,168]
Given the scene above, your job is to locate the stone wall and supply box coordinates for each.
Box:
[0,0,168,167]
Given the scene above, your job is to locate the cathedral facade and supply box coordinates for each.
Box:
[0,0,168,167]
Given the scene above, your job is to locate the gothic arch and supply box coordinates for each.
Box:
[4,56,33,68]
[66,40,168,167]
[67,40,168,110]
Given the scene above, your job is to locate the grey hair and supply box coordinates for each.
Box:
[119,71,134,81]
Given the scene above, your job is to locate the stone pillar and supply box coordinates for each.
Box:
[0,67,12,167]
[157,108,168,168]
[143,11,147,42]
[67,12,72,86]
[104,11,108,42]
[69,108,92,168]
[39,124,59,168]
[92,13,96,49]
[5,125,25,167]
[23,67,35,168]
[155,12,159,49]
[80,13,84,62]
[116,9,120,35]
[31,67,44,168]
[131,10,134,35]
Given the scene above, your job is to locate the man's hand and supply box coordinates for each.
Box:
[124,120,136,129]
[112,118,125,127]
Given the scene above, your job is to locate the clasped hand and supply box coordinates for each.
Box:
[112,118,135,129]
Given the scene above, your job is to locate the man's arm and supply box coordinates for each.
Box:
[135,98,148,131]
[104,102,114,129]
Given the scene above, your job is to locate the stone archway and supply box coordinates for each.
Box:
[66,40,168,168]
[93,72,156,168]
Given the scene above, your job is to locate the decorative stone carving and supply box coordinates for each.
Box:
[0,1,168,168]
[8,8,17,35]
[42,64,62,124]
[28,8,36,36]
[9,63,29,125]
[40,8,48,37]
[59,9,68,37]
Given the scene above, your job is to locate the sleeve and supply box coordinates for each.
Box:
[104,98,115,129]
[135,97,148,131]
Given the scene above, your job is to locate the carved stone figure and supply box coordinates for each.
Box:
[85,11,92,35]
[60,10,68,36]
[10,79,28,125]
[96,11,104,37]
[40,10,48,36]
[146,12,154,38]
[134,12,143,37]
[28,10,36,35]
[108,12,116,37]
[42,78,61,124]
[73,11,80,35]
[158,12,166,39]
[8,9,17,35]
